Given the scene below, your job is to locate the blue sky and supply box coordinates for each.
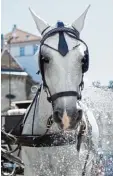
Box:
[1,0,113,85]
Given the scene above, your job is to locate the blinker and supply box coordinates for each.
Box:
[43,57,49,63]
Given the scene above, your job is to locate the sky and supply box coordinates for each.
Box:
[1,0,113,85]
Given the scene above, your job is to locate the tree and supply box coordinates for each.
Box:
[92,81,101,88]
[108,80,113,89]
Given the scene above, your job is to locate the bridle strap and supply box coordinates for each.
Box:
[39,26,86,104]
[47,91,80,103]
[40,27,80,45]
[41,26,50,35]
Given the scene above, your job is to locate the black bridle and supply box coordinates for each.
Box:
[38,26,89,104]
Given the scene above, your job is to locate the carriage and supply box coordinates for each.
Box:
[1,100,31,175]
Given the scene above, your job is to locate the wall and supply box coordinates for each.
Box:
[1,74,27,112]
[10,41,40,58]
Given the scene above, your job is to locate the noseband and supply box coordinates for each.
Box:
[38,24,89,104]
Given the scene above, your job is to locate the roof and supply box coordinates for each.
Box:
[1,49,24,72]
[15,56,41,82]
[5,28,41,44]
[1,49,41,82]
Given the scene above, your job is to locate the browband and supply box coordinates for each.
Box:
[40,27,80,45]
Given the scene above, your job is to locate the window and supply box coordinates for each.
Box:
[20,47,25,56]
[26,34,30,39]
[33,45,38,54]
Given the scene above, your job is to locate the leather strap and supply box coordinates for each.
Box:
[47,91,80,103]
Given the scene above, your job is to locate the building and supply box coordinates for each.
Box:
[1,25,42,113]
[3,25,41,82]
[1,49,28,112]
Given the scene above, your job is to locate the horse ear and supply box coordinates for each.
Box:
[29,7,50,34]
[72,5,90,33]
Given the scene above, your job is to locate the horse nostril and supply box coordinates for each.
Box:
[53,111,62,123]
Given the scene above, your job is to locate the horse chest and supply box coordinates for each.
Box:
[22,145,89,176]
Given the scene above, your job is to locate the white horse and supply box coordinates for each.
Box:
[22,6,99,176]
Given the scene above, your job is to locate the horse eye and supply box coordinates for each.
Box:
[43,57,50,63]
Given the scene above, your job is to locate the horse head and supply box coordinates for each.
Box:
[29,6,90,131]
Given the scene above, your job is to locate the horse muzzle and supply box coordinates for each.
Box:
[53,108,83,130]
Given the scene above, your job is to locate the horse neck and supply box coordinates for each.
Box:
[22,88,53,135]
